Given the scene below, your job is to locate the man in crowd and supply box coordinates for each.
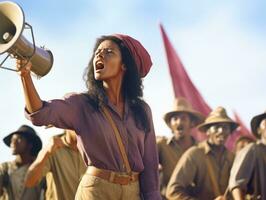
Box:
[157,97,204,199]
[25,129,86,200]
[166,107,238,200]
[229,110,266,200]
[0,125,44,200]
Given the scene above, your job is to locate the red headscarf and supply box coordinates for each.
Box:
[113,34,152,77]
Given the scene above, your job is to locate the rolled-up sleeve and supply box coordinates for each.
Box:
[140,106,161,200]
[229,143,256,191]
[25,93,80,130]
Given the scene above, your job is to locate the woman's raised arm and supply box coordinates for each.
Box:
[17,59,43,113]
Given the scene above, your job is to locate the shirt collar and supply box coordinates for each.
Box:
[166,135,175,145]
[199,140,226,155]
[256,139,266,146]
[198,140,212,154]
[106,98,129,121]
[167,135,196,146]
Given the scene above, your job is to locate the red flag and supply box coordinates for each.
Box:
[225,111,256,150]
[159,24,212,141]
[159,23,254,149]
[159,24,211,117]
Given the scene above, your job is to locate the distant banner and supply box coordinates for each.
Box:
[159,23,251,149]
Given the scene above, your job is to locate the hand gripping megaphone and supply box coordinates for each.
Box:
[0,1,53,77]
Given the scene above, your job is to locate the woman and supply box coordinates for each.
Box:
[17,34,161,200]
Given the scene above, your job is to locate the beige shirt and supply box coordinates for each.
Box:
[166,141,234,200]
[41,144,86,200]
[45,172,57,200]
[229,142,266,199]
[0,161,44,200]
[157,136,195,197]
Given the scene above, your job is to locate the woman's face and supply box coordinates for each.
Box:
[93,40,124,81]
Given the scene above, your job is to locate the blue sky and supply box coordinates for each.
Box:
[0,0,265,162]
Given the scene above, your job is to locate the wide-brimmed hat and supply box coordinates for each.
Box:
[3,125,42,156]
[197,106,239,132]
[251,110,266,138]
[163,97,205,128]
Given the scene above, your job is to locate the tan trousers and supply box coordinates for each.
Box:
[75,173,141,200]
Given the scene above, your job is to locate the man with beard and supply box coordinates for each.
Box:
[166,107,238,200]
[157,98,204,199]
[0,125,44,200]
[229,110,266,200]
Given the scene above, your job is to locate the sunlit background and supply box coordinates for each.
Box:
[0,0,265,162]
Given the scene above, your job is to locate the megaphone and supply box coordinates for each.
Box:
[0,1,53,77]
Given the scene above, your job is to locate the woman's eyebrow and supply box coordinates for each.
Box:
[95,47,114,52]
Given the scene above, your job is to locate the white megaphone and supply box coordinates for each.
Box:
[0,1,53,77]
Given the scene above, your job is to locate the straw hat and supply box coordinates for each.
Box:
[197,106,239,132]
[251,110,266,138]
[163,97,204,128]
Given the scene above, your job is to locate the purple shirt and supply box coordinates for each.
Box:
[26,93,161,200]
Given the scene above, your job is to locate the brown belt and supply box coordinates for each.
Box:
[86,166,139,185]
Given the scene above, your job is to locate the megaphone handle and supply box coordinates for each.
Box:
[24,23,36,59]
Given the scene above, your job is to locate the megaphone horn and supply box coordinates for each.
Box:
[0,1,53,77]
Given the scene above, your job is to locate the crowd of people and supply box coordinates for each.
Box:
[157,98,266,200]
[0,34,265,200]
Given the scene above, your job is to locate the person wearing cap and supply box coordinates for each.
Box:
[166,107,238,200]
[16,34,161,200]
[229,111,266,200]
[157,98,204,199]
[24,129,86,200]
[0,125,45,200]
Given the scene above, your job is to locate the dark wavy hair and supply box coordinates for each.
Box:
[83,35,150,133]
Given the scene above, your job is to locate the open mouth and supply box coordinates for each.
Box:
[177,126,184,132]
[95,62,104,71]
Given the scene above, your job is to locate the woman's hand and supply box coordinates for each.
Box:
[16,59,32,77]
